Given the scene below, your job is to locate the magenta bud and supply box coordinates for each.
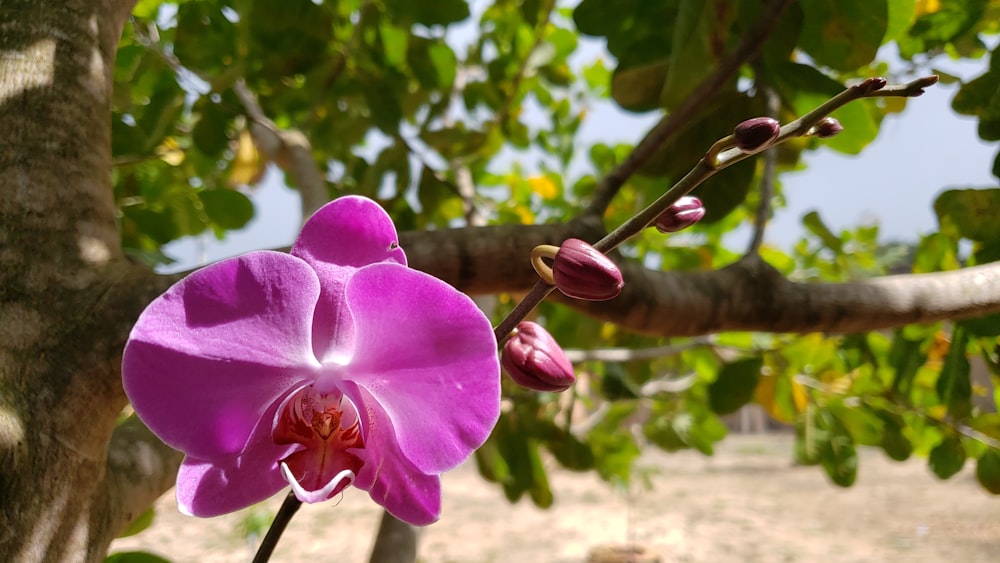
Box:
[654,196,705,233]
[734,117,780,154]
[552,239,624,301]
[502,322,575,392]
[814,117,843,138]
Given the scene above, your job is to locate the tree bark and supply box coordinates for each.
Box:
[0,1,150,561]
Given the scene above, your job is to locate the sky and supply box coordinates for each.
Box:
[160,31,999,273]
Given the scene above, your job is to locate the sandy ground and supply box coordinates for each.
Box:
[109,434,999,563]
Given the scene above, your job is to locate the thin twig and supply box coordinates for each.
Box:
[252,492,302,563]
[746,74,781,256]
[584,0,795,217]
[232,80,328,220]
[492,75,939,344]
[593,75,938,254]
[562,336,715,363]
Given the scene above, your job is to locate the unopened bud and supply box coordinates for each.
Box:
[654,196,705,233]
[502,321,575,392]
[734,117,780,154]
[813,117,843,138]
[551,239,624,301]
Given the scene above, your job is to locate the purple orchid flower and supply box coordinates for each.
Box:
[123,196,500,526]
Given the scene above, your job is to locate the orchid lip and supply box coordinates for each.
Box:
[273,384,366,503]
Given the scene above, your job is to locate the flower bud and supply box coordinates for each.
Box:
[654,196,705,233]
[813,117,843,138]
[551,239,624,301]
[502,322,575,392]
[734,117,780,154]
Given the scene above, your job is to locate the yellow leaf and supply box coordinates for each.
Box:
[155,137,184,166]
[230,129,263,187]
[755,373,807,424]
[527,175,558,200]
[915,0,941,17]
[513,204,534,224]
[926,330,950,369]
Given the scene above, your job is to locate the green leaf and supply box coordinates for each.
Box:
[934,188,1000,243]
[951,48,1000,120]
[104,552,172,563]
[929,434,967,479]
[191,99,233,159]
[115,506,155,539]
[247,0,333,78]
[884,0,917,43]
[708,357,763,415]
[765,62,880,154]
[573,0,633,38]
[526,442,554,508]
[936,325,972,420]
[174,1,237,73]
[610,61,669,113]
[408,38,458,90]
[643,415,688,452]
[385,0,470,26]
[908,0,989,45]
[874,409,913,461]
[977,448,1000,494]
[817,408,858,487]
[660,0,735,109]
[198,189,254,231]
[538,423,595,471]
[798,0,888,71]
[494,413,532,503]
[802,210,843,253]
[474,435,511,484]
[957,313,1000,338]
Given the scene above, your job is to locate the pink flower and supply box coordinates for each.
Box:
[123,196,500,525]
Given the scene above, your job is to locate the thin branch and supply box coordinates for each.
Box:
[564,255,1000,338]
[584,0,795,217]
[594,76,937,254]
[491,75,939,343]
[746,76,781,256]
[562,337,715,363]
[232,80,328,220]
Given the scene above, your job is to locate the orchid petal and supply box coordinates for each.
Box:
[291,196,406,362]
[123,251,320,460]
[349,386,442,525]
[342,264,500,474]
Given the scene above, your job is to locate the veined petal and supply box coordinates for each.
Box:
[177,454,288,517]
[291,196,407,363]
[343,264,500,474]
[176,400,296,517]
[123,251,321,460]
[349,386,442,526]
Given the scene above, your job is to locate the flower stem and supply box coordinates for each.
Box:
[252,492,302,563]
[491,75,939,343]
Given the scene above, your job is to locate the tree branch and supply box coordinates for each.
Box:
[565,256,1000,337]
[232,80,328,220]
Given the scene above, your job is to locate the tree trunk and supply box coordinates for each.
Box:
[0,2,171,560]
